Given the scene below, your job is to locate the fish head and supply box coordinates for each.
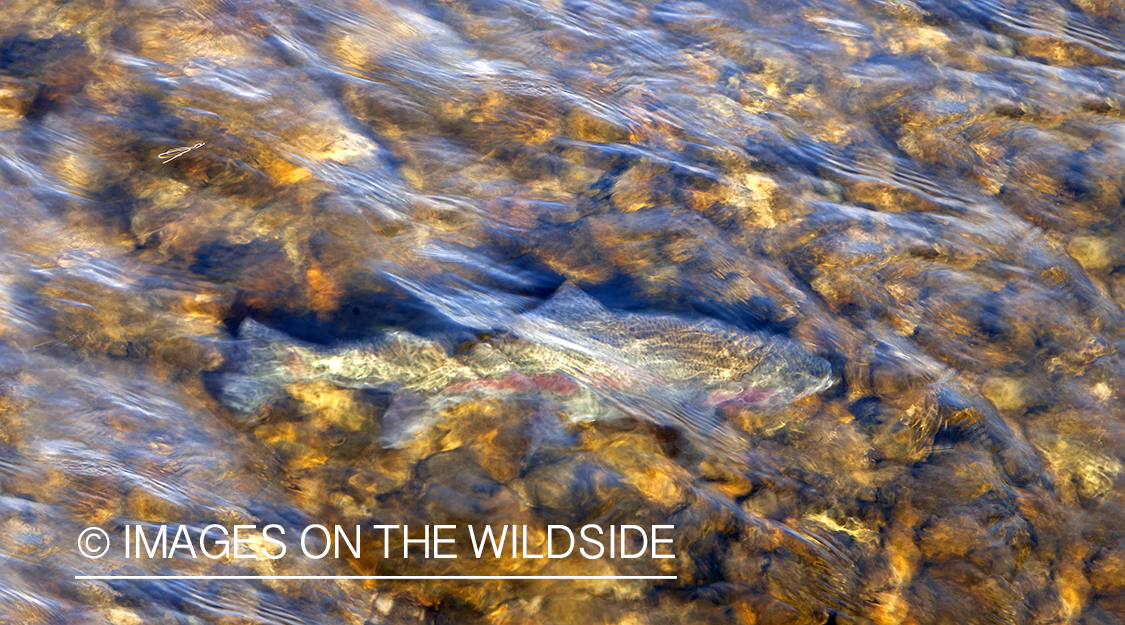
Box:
[711,338,836,408]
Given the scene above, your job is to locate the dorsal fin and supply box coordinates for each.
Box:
[381,269,532,331]
[524,282,613,325]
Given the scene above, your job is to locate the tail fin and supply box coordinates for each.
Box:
[217,320,305,421]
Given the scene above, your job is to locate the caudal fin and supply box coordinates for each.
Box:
[217,319,304,421]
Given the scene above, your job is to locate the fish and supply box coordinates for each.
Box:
[218,283,835,451]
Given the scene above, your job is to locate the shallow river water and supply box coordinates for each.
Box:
[2,0,1125,623]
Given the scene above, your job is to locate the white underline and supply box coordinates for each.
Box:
[75,575,677,580]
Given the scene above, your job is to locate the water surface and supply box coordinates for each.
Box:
[2,0,1125,623]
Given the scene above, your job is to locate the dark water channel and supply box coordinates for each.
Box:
[2,0,1125,623]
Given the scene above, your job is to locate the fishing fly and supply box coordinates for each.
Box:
[158,142,205,163]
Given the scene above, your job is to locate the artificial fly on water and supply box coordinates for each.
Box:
[158,142,205,163]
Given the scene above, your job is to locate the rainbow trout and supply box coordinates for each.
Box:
[219,284,834,451]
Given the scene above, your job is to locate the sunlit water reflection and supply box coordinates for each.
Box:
[2,0,1125,623]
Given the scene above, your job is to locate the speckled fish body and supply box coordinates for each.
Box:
[508,284,834,405]
[499,285,834,448]
[220,284,835,450]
